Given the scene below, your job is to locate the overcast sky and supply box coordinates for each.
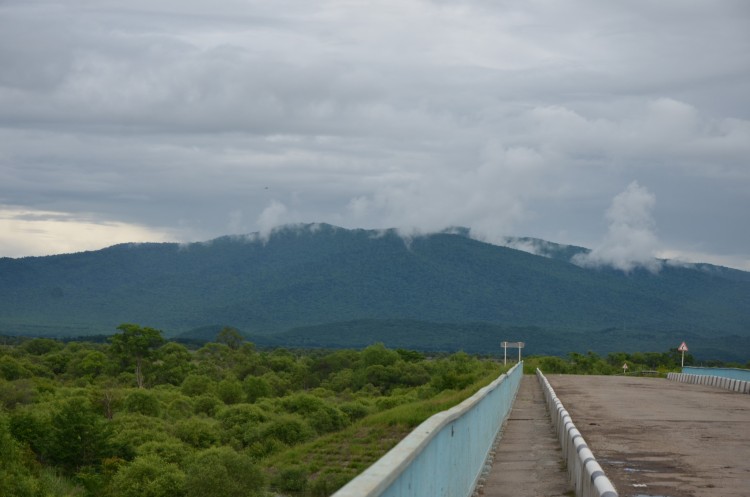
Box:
[1,0,749,270]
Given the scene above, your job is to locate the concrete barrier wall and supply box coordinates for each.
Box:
[682,366,750,382]
[536,370,618,497]
[667,372,750,394]
[332,362,523,497]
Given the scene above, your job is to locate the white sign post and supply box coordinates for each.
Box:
[678,341,688,367]
[501,341,525,365]
[622,362,628,374]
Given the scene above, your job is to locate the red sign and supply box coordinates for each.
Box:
[678,342,688,352]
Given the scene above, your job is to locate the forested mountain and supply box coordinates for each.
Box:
[1,224,748,359]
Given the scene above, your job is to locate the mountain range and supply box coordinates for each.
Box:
[1,223,748,360]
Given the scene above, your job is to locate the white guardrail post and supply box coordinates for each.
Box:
[666,372,750,394]
[536,369,618,497]
[331,362,523,497]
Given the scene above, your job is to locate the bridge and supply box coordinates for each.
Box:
[332,365,750,497]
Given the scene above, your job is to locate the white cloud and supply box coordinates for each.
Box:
[573,182,662,273]
[257,200,291,240]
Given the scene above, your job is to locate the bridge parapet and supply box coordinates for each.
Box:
[667,372,750,393]
[331,362,523,497]
[536,369,618,497]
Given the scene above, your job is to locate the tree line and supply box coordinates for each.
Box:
[525,348,698,375]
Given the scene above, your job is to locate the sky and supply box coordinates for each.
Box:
[1,0,749,270]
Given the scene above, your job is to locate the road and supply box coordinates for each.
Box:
[547,375,750,497]
[481,375,572,496]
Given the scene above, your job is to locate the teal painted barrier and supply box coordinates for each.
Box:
[667,371,750,394]
[332,362,523,497]
[682,366,750,382]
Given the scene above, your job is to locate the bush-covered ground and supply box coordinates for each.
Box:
[0,325,506,497]
[3,324,743,497]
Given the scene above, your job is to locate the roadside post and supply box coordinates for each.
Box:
[622,362,628,375]
[678,341,688,367]
[501,341,525,365]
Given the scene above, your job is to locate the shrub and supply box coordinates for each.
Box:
[180,374,213,397]
[263,415,313,446]
[184,447,264,497]
[242,376,271,403]
[271,465,308,493]
[0,379,36,409]
[216,404,267,429]
[136,439,193,465]
[110,414,175,462]
[339,400,371,421]
[174,418,219,449]
[167,397,194,419]
[124,390,161,416]
[308,405,349,434]
[216,378,243,405]
[0,356,31,381]
[309,469,351,497]
[193,394,220,416]
[111,455,186,497]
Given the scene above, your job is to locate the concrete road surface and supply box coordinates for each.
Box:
[547,375,750,497]
[481,375,572,497]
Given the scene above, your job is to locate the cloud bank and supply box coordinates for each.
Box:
[0,1,748,269]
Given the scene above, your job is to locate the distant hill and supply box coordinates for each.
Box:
[1,223,748,359]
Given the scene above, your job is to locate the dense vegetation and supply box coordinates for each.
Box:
[2,224,749,361]
[231,320,750,363]
[0,326,508,497]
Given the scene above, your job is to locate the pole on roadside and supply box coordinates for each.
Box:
[678,341,688,368]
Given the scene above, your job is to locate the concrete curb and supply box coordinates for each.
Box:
[332,362,523,497]
[536,369,618,497]
[666,372,750,394]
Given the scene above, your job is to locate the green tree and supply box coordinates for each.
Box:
[48,397,112,473]
[20,337,62,356]
[153,342,193,386]
[216,327,244,350]
[361,343,400,368]
[67,349,108,380]
[9,406,52,459]
[110,324,165,388]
